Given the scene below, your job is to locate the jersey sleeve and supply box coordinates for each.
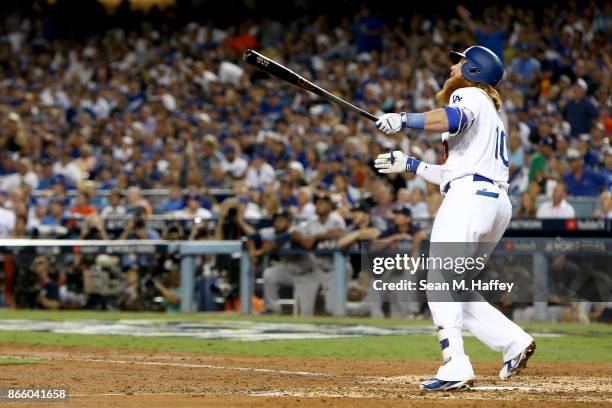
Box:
[446,88,484,136]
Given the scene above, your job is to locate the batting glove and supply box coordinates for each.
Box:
[374,151,421,174]
[375,113,406,135]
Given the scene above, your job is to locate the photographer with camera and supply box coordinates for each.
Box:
[32,257,60,310]
[80,213,109,240]
[151,267,182,313]
[118,207,160,240]
[60,254,90,309]
[213,197,258,310]
[118,266,144,311]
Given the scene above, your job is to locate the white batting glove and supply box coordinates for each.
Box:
[374,151,422,174]
[375,113,404,135]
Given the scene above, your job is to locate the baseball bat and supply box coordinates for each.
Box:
[243,49,379,122]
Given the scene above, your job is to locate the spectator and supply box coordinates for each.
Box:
[36,160,56,190]
[2,112,27,153]
[509,44,541,97]
[406,188,429,219]
[198,135,225,184]
[514,193,537,217]
[160,186,185,213]
[222,145,248,180]
[508,131,525,174]
[528,137,555,191]
[173,194,213,219]
[563,79,599,137]
[278,179,298,213]
[457,5,506,62]
[209,165,231,189]
[97,167,116,191]
[563,149,607,197]
[355,6,384,53]
[536,184,576,219]
[592,191,611,219]
[576,134,601,170]
[370,180,395,231]
[125,186,152,216]
[245,153,275,190]
[100,189,127,218]
[10,214,28,237]
[295,186,316,220]
[40,199,65,226]
[287,161,307,187]
[0,203,16,237]
[68,190,97,217]
[1,158,38,191]
[53,150,83,186]
[604,147,612,189]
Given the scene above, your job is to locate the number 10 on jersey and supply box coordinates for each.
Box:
[494,126,509,167]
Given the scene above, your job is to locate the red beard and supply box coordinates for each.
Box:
[435,75,472,105]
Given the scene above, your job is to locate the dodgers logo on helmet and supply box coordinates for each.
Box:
[450,46,504,88]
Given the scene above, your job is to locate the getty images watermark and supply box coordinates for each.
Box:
[361,240,611,303]
[370,253,515,293]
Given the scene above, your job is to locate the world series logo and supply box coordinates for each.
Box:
[256,55,269,67]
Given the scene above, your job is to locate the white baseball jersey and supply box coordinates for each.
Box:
[440,87,509,191]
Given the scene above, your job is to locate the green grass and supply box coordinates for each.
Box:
[0,357,45,366]
[0,310,609,363]
[0,309,610,335]
[0,330,609,362]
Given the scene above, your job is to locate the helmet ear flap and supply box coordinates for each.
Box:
[461,62,480,82]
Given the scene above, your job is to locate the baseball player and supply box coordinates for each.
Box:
[373,46,536,390]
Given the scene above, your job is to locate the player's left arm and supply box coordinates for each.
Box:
[375,106,475,135]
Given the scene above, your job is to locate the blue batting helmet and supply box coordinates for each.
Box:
[450,46,504,88]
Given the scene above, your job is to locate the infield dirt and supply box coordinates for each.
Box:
[0,344,610,407]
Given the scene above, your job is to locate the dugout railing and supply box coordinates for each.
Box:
[0,238,609,320]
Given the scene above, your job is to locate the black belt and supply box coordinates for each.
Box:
[443,174,494,194]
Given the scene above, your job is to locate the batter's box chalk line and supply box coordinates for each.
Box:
[7,355,553,393]
[471,386,548,392]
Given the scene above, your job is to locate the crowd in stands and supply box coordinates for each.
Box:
[0,2,610,320]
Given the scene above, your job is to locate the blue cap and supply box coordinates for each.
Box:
[450,45,504,88]
[186,194,201,202]
[222,145,236,154]
[539,137,554,147]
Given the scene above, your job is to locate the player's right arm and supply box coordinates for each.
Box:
[375,106,474,135]
[375,87,479,136]
[374,151,443,185]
